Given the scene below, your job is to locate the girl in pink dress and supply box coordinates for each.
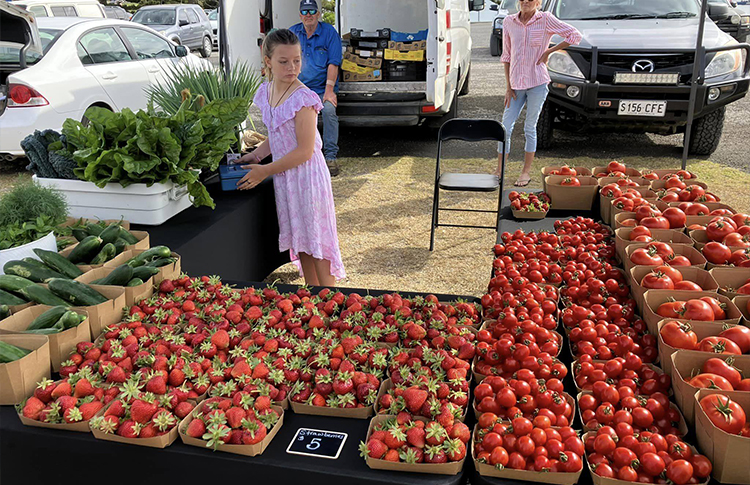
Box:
[237,29,345,286]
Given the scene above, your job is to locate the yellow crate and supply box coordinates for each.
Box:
[384,49,425,61]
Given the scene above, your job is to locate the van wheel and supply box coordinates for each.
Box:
[490,36,501,57]
[686,106,725,156]
[459,68,470,96]
[201,36,213,58]
[536,101,554,150]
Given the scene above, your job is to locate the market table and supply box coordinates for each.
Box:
[131,176,289,283]
[0,283,478,485]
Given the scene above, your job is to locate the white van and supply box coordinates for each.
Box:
[221,0,484,127]
[11,0,106,18]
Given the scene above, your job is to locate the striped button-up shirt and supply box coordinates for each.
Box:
[501,10,582,90]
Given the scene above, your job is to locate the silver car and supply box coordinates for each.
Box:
[131,4,213,58]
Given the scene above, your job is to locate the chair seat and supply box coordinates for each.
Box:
[439,173,500,192]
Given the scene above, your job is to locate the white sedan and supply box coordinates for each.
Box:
[0,13,204,159]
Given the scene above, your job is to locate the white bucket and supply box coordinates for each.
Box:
[0,231,58,275]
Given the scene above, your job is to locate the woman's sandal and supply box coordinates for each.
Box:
[514,174,532,187]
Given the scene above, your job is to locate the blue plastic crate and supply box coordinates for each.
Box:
[219,164,251,191]
[390,30,428,42]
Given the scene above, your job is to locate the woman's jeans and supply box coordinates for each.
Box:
[498,83,550,156]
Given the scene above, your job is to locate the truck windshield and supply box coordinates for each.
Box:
[554,0,701,20]
[131,9,176,25]
[500,0,519,13]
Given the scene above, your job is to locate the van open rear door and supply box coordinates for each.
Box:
[427,0,448,108]
[0,2,43,66]
[219,0,262,73]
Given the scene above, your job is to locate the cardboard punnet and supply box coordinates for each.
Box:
[624,243,706,280]
[709,266,750,298]
[734,295,750,323]
[103,249,182,284]
[656,319,744,375]
[593,166,642,178]
[614,212,638,229]
[650,179,708,191]
[512,208,547,220]
[544,175,599,211]
[70,285,126,339]
[571,359,666,394]
[473,425,582,484]
[694,388,750,484]
[640,169,698,180]
[629,266,718,314]
[597,176,651,188]
[642,289,741,335]
[577,390,688,436]
[0,305,90,371]
[90,399,179,448]
[690,229,747,253]
[609,198,661,229]
[0,334,50,404]
[364,414,465,475]
[670,350,750,426]
[291,379,386,419]
[179,402,284,456]
[76,267,154,307]
[16,378,98,432]
[616,227,694,263]
[6,301,35,316]
[540,166,592,192]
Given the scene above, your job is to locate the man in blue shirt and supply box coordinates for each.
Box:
[290,0,342,177]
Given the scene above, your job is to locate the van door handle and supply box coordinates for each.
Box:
[101,72,118,80]
[148,67,161,73]
[439,36,445,42]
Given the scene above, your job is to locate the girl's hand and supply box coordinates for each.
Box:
[237,164,269,190]
[238,152,261,165]
[504,88,516,108]
[537,49,552,66]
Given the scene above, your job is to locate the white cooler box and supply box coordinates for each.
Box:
[33,176,193,226]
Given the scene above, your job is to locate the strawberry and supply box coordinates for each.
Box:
[139,423,157,438]
[145,375,167,395]
[444,437,466,462]
[130,399,157,424]
[358,438,388,459]
[402,387,428,414]
[33,379,56,403]
[254,395,271,412]
[424,444,448,463]
[241,419,267,444]
[159,280,175,293]
[168,368,186,387]
[383,426,407,449]
[384,449,400,462]
[406,425,425,448]
[22,397,45,420]
[56,395,78,413]
[51,381,72,399]
[225,407,246,429]
[186,418,206,438]
[106,366,127,383]
[73,378,94,398]
[174,401,194,419]
[63,407,84,423]
[211,329,230,350]
[449,422,470,443]
[104,400,126,418]
[425,422,447,446]
[117,420,140,439]
[79,401,104,421]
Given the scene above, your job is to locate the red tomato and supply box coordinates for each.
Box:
[703,242,731,265]
[701,357,742,387]
[698,336,742,354]
[641,272,674,290]
[682,299,715,321]
[718,325,750,353]
[666,460,694,485]
[655,265,683,283]
[662,208,687,229]
[561,177,581,187]
[674,280,702,291]
[688,373,734,390]
[699,394,747,434]
[659,321,698,350]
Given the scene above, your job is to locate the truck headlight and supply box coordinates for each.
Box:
[741,15,750,26]
[547,50,585,79]
[494,17,504,29]
[705,42,743,79]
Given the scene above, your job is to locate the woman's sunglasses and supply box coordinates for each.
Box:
[301,9,318,15]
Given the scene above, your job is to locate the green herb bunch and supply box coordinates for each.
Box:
[0,178,68,228]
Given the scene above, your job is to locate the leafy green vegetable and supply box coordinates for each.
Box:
[61,92,248,208]
[0,179,68,228]
[0,216,57,251]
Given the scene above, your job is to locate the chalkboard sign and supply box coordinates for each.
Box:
[286,428,348,460]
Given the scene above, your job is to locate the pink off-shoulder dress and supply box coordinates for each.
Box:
[253,83,346,280]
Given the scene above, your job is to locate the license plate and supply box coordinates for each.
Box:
[618,100,667,117]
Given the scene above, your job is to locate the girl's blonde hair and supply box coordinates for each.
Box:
[262,28,301,81]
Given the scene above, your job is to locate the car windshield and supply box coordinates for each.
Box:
[131,8,176,25]
[208,10,218,20]
[0,28,62,65]
[500,0,519,13]
[553,0,701,20]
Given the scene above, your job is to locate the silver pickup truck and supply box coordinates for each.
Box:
[539,0,750,155]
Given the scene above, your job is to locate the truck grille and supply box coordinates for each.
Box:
[574,52,698,84]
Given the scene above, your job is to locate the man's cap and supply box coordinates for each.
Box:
[300,0,318,12]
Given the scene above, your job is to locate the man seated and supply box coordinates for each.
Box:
[290,0,342,177]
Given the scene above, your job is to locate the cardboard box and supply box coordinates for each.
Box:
[179,402,284,456]
[690,229,747,254]
[364,414,465,475]
[384,49,425,61]
[643,289,741,335]
[76,267,154,307]
[0,305,90,371]
[656,319,744,375]
[103,250,182,284]
[7,301,35,316]
[125,230,150,251]
[624,243,706,280]
[629,266,718,314]
[544,175,599,211]
[388,40,426,51]
[609,198,666,229]
[650,179,708,191]
[615,227,693,263]
[71,286,126,339]
[734,295,750,323]
[671,350,750,427]
[90,400,179,448]
[694,388,750,484]
[640,169,698,180]
[342,70,382,82]
[598,176,651,188]
[16,377,95,432]
[342,59,375,74]
[593,166,642,178]
[571,360,665,393]
[473,426,582,483]
[578,391,688,436]
[343,51,382,69]
[708,267,750,299]
[0,334,50,405]
[541,166,592,192]
[346,46,384,58]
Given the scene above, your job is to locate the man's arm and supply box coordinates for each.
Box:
[324,65,339,107]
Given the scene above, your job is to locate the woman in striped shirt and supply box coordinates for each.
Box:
[498,0,582,187]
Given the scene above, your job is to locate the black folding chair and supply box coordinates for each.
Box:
[429,119,507,251]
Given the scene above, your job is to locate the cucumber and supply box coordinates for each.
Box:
[58,311,85,329]
[18,284,71,307]
[99,224,121,245]
[3,260,66,283]
[90,243,116,265]
[21,258,49,269]
[0,275,35,293]
[131,266,159,281]
[85,223,104,236]
[97,264,133,286]
[48,278,108,306]
[127,278,144,287]
[34,249,84,279]
[118,227,139,244]
[0,341,31,363]
[127,246,172,267]
[0,305,9,320]
[72,228,89,242]
[27,306,69,330]
[67,236,102,264]
[0,289,27,306]
[114,238,127,255]
[24,328,62,335]
[146,257,176,268]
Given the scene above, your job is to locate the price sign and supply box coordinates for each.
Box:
[286,428,348,460]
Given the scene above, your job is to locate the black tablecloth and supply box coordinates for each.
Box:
[131,176,289,282]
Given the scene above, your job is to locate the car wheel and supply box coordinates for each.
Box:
[459,68,470,96]
[81,104,112,127]
[490,36,501,57]
[536,101,554,150]
[201,36,212,58]
[686,106,725,156]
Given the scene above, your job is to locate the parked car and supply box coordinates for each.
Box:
[489,0,519,57]
[10,0,105,18]
[103,5,131,21]
[737,0,750,15]
[131,4,214,58]
[207,8,219,48]
[708,0,750,43]
[538,0,750,155]
[0,3,204,160]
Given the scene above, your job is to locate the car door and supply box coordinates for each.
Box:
[77,27,151,111]
[119,26,182,87]
[185,7,201,49]
[177,8,194,47]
